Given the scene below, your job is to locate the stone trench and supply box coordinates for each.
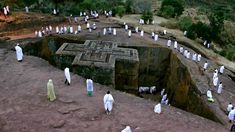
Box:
[22,35,221,123]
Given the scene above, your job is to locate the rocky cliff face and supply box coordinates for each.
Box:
[23,36,220,122]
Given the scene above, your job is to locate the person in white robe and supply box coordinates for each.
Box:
[140,30,144,37]
[103,28,106,35]
[49,25,52,33]
[217,82,223,94]
[203,61,208,71]
[103,91,114,114]
[86,23,90,29]
[38,30,42,37]
[64,67,71,85]
[86,79,93,96]
[53,9,57,15]
[228,108,235,122]
[3,7,7,16]
[15,44,23,62]
[64,26,67,33]
[160,89,165,96]
[121,126,132,132]
[180,47,183,54]
[25,6,29,13]
[35,31,38,37]
[78,25,81,33]
[92,23,96,30]
[164,99,168,105]
[213,70,218,80]
[167,40,171,47]
[192,53,197,61]
[213,76,218,87]
[207,43,210,48]
[60,27,64,34]
[163,30,167,35]
[113,28,116,36]
[89,28,92,32]
[125,24,128,31]
[197,54,201,62]
[154,34,158,41]
[56,26,59,34]
[184,50,188,57]
[203,40,207,46]
[207,89,214,102]
[128,30,131,38]
[151,32,155,39]
[154,103,161,114]
[227,103,233,114]
[45,26,49,34]
[135,27,139,33]
[161,94,167,104]
[183,31,187,36]
[70,26,73,34]
[174,41,177,49]
[219,65,224,74]
[186,52,190,59]
[47,79,56,101]
[108,27,112,34]
[6,6,10,15]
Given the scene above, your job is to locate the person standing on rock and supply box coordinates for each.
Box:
[47,79,56,101]
[197,54,201,62]
[128,30,131,38]
[217,82,223,94]
[64,67,71,86]
[86,79,93,96]
[227,103,233,114]
[228,107,235,122]
[219,65,225,74]
[103,91,114,115]
[203,61,208,71]
[15,43,23,62]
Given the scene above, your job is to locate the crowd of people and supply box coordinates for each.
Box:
[12,9,233,130]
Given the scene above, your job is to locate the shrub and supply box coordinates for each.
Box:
[116,5,126,18]
[178,16,193,31]
[141,10,153,24]
[161,5,174,18]
[159,21,179,29]
[160,0,184,18]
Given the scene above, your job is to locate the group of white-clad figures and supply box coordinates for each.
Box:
[2,5,10,17]
[47,67,115,116]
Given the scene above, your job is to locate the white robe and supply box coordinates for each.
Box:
[180,47,183,53]
[163,30,167,35]
[78,25,81,32]
[64,67,71,84]
[228,109,235,121]
[35,31,38,37]
[207,90,212,98]
[192,54,197,61]
[103,28,106,35]
[219,66,224,74]
[174,41,177,49]
[86,23,90,29]
[15,45,23,61]
[154,103,161,114]
[197,54,201,62]
[167,40,171,47]
[186,52,190,59]
[154,34,158,41]
[213,72,218,80]
[140,30,144,37]
[160,89,165,96]
[103,94,114,111]
[203,62,208,70]
[213,77,218,87]
[121,126,132,132]
[128,30,131,37]
[56,26,59,33]
[70,26,73,33]
[217,83,223,94]
[227,104,233,112]
[3,7,7,15]
[151,32,155,38]
[135,27,138,33]
[86,79,93,92]
[38,31,42,37]
[125,25,128,31]
[113,28,116,35]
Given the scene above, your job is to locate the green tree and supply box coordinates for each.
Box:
[141,10,153,24]
[160,0,184,18]
[209,11,224,39]
[116,5,126,18]
[178,16,193,31]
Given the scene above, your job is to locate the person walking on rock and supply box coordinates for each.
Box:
[103,91,114,115]
[15,43,23,62]
[47,79,56,101]
[86,79,93,96]
[64,67,71,85]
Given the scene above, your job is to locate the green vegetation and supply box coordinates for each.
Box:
[141,10,153,24]
[178,16,193,31]
[159,0,184,18]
